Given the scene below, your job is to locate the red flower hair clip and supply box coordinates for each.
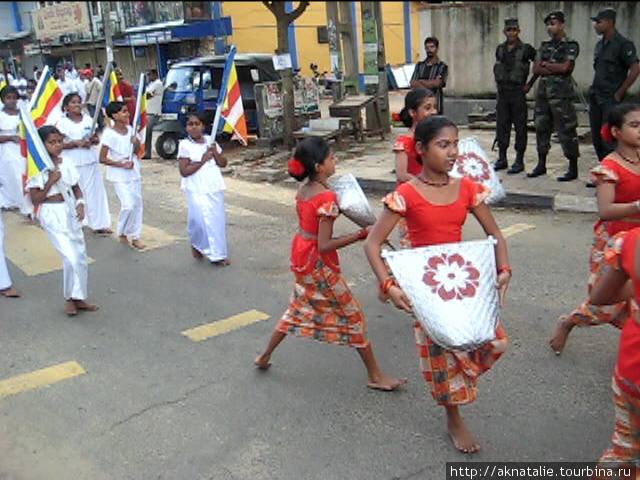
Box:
[600,124,614,143]
[287,157,306,177]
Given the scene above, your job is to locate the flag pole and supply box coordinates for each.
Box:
[89,62,113,137]
[128,72,146,162]
[211,45,236,139]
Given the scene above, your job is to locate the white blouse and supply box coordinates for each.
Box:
[26,153,80,199]
[177,135,226,194]
[57,114,98,166]
[99,126,141,183]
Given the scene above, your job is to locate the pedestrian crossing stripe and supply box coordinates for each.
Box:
[0,361,86,400]
[502,223,536,238]
[182,309,270,341]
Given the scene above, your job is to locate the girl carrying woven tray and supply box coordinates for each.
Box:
[364,116,511,453]
[255,137,405,392]
[589,227,640,480]
[550,104,640,355]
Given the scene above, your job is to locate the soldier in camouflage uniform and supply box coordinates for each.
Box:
[493,18,538,174]
[528,11,581,182]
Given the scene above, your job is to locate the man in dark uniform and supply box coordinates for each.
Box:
[493,18,538,174]
[589,8,639,162]
[410,37,449,114]
[528,11,581,182]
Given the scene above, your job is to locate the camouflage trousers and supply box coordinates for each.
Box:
[534,95,580,159]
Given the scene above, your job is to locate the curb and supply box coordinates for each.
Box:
[356,176,597,214]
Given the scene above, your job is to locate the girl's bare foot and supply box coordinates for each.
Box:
[131,239,146,250]
[446,407,480,454]
[212,258,230,266]
[65,300,78,317]
[74,300,99,312]
[119,235,129,245]
[366,374,408,392]
[191,246,204,259]
[254,354,272,370]
[549,315,574,355]
[0,287,22,298]
[94,228,113,235]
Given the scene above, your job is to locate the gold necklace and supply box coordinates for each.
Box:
[416,174,450,187]
[617,149,640,165]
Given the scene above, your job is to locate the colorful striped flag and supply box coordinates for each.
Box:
[221,60,248,146]
[0,79,6,91]
[29,67,63,127]
[19,103,55,180]
[131,74,148,159]
[102,70,123,108]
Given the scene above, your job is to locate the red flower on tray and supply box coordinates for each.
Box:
[456,152,491,182]
[422,253,480,301]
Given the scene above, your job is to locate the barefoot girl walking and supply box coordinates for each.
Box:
[364,116,511,453]
[255,137,405,392]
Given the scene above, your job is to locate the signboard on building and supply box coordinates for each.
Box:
[33,2,90,40]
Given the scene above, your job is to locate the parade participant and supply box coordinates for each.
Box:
[114,69,136,126]
[364,115,511,453]
[528,11,581,181]
[550,103,640,354]
[255,137,406,392]
[177,113,230,265]
[99,101,146,250]
[589,228,640,479]
[58,93,112,235]
[588,8,639,164]
[410,37,448,114]
[142,69,163,159]
[28,125,97,316]
[492,18,537,174]
[393,88,438,247]
[0,86,28,214]
[0,213,22,298]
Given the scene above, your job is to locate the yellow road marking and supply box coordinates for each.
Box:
[3,212,94,276]
[502,223,536,238]
[0,361,86,400]
[182,309,270,341]
[108,214,177,251]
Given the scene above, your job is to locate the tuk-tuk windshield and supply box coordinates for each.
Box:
[164,67,199,93]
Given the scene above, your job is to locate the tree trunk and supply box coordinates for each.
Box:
[276,19,295,148]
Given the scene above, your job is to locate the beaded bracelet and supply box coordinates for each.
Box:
[497,265,512,276]
[357,228,368,240]
[380,278,397,294]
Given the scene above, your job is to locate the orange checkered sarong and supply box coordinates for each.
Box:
[598,377,640,478]
[276,259,369,349]
[568,224,631,329]
[415,321,507,406]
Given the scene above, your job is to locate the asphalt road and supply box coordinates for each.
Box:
[0,159,619,480]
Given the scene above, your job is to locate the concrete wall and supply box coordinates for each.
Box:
[418,1,640,98]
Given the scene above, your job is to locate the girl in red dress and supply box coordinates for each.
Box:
[550,104,640,354]
[255,137,405,392]
[589,227,640,479]
[393,89,438,248]
[364,116,511,453]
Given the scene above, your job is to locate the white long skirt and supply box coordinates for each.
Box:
[0,142,26,212]
[76,163,111,230]
[187,190,227,262]
[113,180,143,239]
[38,202,88,300]
[0,214,12,290]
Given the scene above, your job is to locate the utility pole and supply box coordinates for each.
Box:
[325,2,358,99]
[102,1,114,64]
[360,2,390,133]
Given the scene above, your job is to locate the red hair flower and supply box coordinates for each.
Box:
[600,124,614,143]
[287,157,306,177]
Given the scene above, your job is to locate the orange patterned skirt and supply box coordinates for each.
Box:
[276,259,369,348]
[414,321,507,406]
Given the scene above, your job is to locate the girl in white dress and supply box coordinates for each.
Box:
[0,86,29,214]
[177,113,229,264]
[98,101,145,250]
[58,93,112,234]
[28,125,98,316]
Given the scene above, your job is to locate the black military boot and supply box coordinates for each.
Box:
[507,151,525,174]
[493,147,508,171]
[527,154,547,178]
[557,158,578,182]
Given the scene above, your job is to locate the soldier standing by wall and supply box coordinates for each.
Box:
[493,18,538,174]
[588,8,639,163]
[528,11,581,182]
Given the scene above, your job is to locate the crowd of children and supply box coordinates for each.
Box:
[2,80,640,470]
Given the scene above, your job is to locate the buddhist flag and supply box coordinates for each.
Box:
[19,103,55,180]
[29,66,63,127]
[131,73,147,159]
[102,70,123,108]
[0,79,6,91]
[221,60,248,145]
